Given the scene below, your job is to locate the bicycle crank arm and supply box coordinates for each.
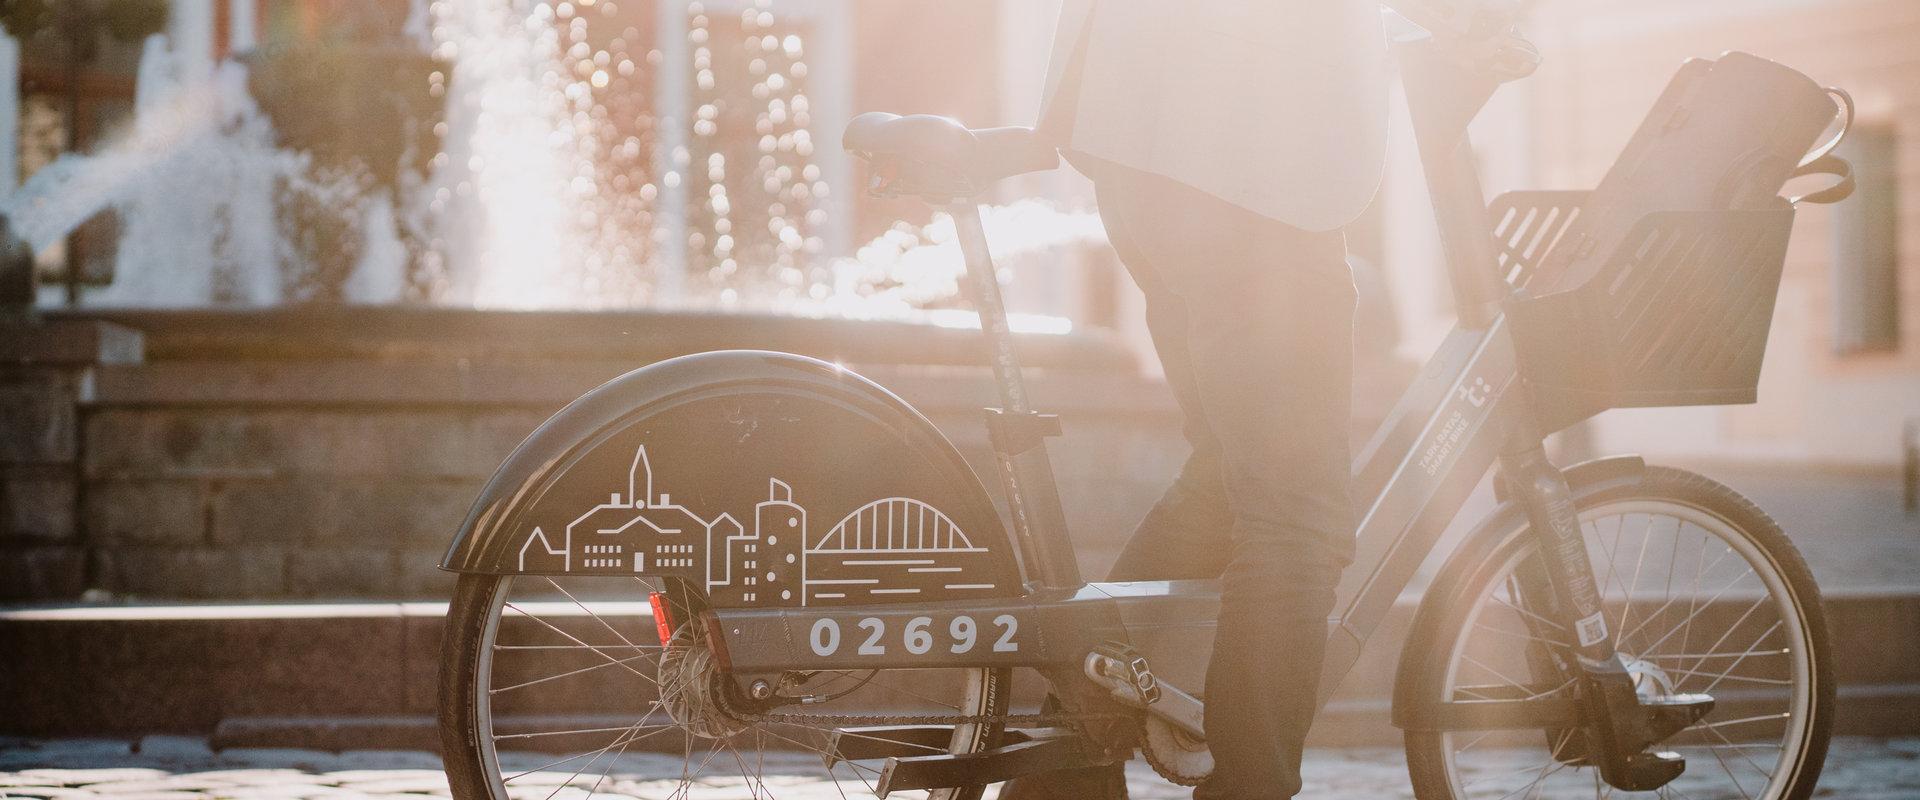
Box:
[1084,644,1206,739]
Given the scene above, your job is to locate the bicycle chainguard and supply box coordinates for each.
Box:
[1583,671,1715,792]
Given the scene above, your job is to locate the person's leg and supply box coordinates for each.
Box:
[1095,178,1235,584]
[997,177,1235,800]
[1100,170,1357,800]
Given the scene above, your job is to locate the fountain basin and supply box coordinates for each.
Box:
[52,305,1132,369]
[3,307,1181,604]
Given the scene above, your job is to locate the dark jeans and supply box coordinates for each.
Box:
[1095,166,1357,800]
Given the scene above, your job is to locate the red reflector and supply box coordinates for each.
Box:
[648,592,676,644]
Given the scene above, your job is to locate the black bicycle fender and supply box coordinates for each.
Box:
[438,350,1025,607]
[1391,454,1646,730]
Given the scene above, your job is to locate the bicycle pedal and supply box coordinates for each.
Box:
[1084,643,1160,706]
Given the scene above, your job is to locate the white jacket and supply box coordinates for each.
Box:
[1041,0,1390,231]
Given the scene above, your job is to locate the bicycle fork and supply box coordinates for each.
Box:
[1498,439,1714,791]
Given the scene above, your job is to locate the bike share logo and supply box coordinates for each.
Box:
[516,445,1001,606]
[1418,376,1494,476]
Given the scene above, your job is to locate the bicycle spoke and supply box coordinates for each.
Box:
[1660,595,1771,693]
[494,712,668,742]
[547,577,653,651]
[1698,725,1781,780]
[1692,620,1785,695]
[1633,572,1763,657]
[1459,654,1537,695]
[489,652,656,694]
[1619,532,1737,645]
[505,602,656,683]
[1489,592,1568,632]
[1697,729,1756,800]
[1616,514,1657,641]
[494,643,664,651]
[1640,647,1789,662]
[823,726,955,755]
[1684,711,1790,734]
[1472,620,1571,649]
[504,707,661,785]
[755,725,886,797]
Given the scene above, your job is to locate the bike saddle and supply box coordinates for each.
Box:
[843,112,1059,200]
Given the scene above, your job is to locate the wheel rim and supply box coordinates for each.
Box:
[467,575,1005,800]
[1437,499,1817,800]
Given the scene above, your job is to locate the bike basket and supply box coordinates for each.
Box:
[1492,190,1798,431]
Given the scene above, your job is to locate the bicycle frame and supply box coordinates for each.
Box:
[707,37,1608,695]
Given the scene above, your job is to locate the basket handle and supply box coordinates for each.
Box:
[1798,87,1854,169]
[1789,153,1854,205]
[1788,88,1857,205]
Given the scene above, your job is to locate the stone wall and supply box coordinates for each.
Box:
[1,308,1409,602]
[0,320,143,599]
[0,309,1179,601]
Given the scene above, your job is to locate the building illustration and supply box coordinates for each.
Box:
[515,444,1004,605]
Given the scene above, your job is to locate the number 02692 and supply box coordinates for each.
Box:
[805,613,1020,659]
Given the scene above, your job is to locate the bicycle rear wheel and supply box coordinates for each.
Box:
[440,572,1014,800]
[1402,466,1833,800]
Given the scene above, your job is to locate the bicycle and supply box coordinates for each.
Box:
[436,27,1856,800]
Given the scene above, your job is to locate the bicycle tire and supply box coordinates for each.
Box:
[1401,465,1834,800]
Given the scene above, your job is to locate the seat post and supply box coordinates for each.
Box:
[950,202,1032,414]
[949,202,1083,591]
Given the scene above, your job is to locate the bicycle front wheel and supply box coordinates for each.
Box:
[1403,466,1834,800]
[439,572,1014,800]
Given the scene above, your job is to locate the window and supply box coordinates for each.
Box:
[1832,123,1900,354]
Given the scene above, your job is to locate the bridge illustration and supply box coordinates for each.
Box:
[811,497,980,553]
[802,497,999,602]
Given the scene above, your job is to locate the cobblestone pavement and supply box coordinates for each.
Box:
[1,736,1915,800]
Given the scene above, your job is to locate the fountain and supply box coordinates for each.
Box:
[0,0,1107,331]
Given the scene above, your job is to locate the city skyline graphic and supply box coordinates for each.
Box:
[516,444,1004,605]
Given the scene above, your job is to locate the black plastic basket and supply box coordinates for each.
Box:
[1491,190,1798,431]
